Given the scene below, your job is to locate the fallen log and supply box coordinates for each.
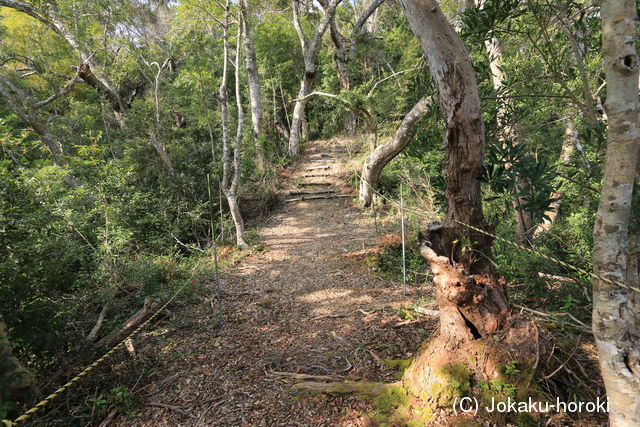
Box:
[97,297,159,347]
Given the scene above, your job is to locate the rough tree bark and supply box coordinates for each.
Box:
[0,313,35,405]
[219,2,249,250]
[358,95,431,207]
[395,0,541,414]
[592,1,640,425]
[240,0,266,171]
[288,0,342,156]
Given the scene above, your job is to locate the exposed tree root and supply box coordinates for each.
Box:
[268,370,343,382]
[292,380,398,395]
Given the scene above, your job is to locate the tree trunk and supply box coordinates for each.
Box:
[150,135,174,174]
[396,0,540,414]
[149,63,174,174]
[329,17,356,135]
[0,313,35,405]
[225,193,249,249]
[328,0,385,136]
[289,73,314,156]
[592,1,640,425]
[359,95,431,207]
[241,0,266,171]
[483,30,534,247]
[288,0,341,156]
[534,120,577,236]
[219,3,249,250]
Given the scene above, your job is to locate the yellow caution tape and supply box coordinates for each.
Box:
[4,281,190,424]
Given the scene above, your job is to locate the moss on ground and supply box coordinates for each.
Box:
[366,383,434,426]
[381,357,413,379]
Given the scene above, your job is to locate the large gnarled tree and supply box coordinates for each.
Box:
[395,0,541,415]
[298,1,543,420]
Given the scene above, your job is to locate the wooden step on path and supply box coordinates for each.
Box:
[297,181,331,187]
[301,173,332,178]
[287,189,335,196]
[285,194,350,203]
[308,154,334,160]
[304,165,331,171]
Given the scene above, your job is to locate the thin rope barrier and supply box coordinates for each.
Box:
[355,170,640,295]
[4,280,191,425]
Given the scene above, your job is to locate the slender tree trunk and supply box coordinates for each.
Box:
[219,2,249,249]
[288,0,342,156]
[592,1,640,425]
[328,0,385,136]
[301,111,310,140]
[361,0,382,32]
[241,0,266,171]
[483,30,534,246]
[289,72,314,155]
[397,0,539,413]
[534,119,577,236]
[226,193,248,249]
[150,64,174,174]
[329,18,356,135]
[453,0,474,32]
[359,95,431,207]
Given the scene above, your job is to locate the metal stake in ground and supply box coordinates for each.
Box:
[372,191,379,236]
[207,174,223,328]
[400,183,407,296]
[218,183,225,243]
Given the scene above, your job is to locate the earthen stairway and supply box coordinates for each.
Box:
[284,145,351,203]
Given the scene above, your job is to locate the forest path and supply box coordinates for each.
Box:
[117,139,434,426]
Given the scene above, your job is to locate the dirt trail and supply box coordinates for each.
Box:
[117,139,434,426]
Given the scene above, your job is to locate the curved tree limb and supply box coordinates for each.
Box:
[359,95,431,207]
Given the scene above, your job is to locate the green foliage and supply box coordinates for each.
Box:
[502,360,521,376]
[376,239,431,286]
[109,386,134,414]
[483,137,558,224]
[478,379,517,399]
